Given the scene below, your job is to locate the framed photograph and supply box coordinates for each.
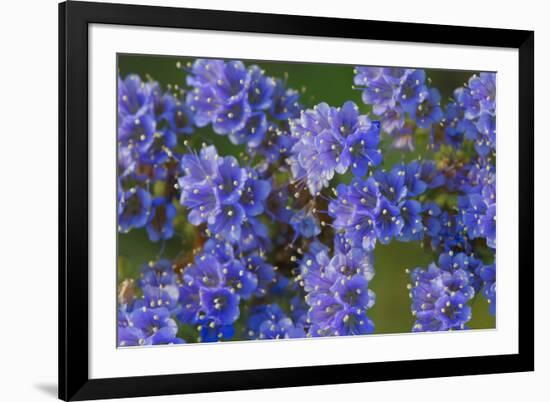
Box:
[59,1,534,400]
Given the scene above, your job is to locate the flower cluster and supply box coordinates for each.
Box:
[178,144,271,247]
[408,250,497,331]
[294,238,376,336]
[459,162,496,249]
[246,303,306,340]
[353,67,443,150]
[117,260,185,346]
[287,101,382,195]
[438,73,496,157]
[117,59,497,345]
[184,59,301,161]
[117,74,194,242]
[328,160,441,250]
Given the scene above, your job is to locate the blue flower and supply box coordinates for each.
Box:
[118,113,156,154]
[186,85,222,127]
[179,145,219,187]
[308,294,374,337]
[209,203,245,243]
[477,263,496,315]
[166,100,195,135]
[398,69,428,114]
[240,216,271,253]
[374,197,404,244]
[200,287,240,325]
[240,174,272,217]
[246,303,305,340]
[139,128,177,166]
[328,177,380,249]
[139,259,176,288]
[212,97,251,135]
[288,101,378,195]
[180,180,219,226]
[453,86,481,120]
[198,320,235,342]
[255,124,297,163]
[359,74,398,113]
[270,78,301,120]
[178,146,223,226]
[409,261,474,331]
[223,260,258,300]
[331,274,375,307]
[414,87,443,129]
[118,187,152,233]
[300,244,376,337]
[187,59,249,104]
[118,74,153,121]
[184,254,224,290]
[468,72,496,114]
[142,282,180,311]
[247,66,276,110]
[244,254,276,297]
[474,112,496,156]
[327,247,375,281]
[397,199,423,241]
[266,186,293,223]
[403,161,428,197]
[214,155,247,205]
[346,122,382,177]
[289,208,321,240]
[146,197,177,242]
[373,167,407,204]
[176,281,201,324]
[228,111,267,146]
[379,105,405,134]
[126,306,183,345]
[353,67,383,87]
[420,160,445,189]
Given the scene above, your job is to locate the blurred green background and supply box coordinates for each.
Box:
[118,54,495,337]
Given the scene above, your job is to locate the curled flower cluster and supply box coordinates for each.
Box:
[118,260,184,346]
[287,101,382,195]
[408,252,491,331]
[117,74,194,242]
[178,144,271,247]
[117,58,497,346]
[437,73,496,156]
[184,59,301,162]
[328,160,442,250]
[296,238,376,336]
[353,67,443,150]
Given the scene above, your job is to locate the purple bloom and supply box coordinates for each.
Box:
[209,203,246,243]
[212,97,251,135]
[200,287,240,325]
[119,187,152,233]
[146,197,177,242]
[139,127,177,166]
[247,66,276,110]
[118,74,153,121]
[270,78,301,120]
[414,87,443,129]
[214,155,247,205]
[398,69,428,113]
[228,111,268,146]
[374,197,404,244]
[410,261,474,332]
[240,174,272,217]
[468,72,496,114]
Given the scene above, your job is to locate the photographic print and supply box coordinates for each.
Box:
[116,55,496,347]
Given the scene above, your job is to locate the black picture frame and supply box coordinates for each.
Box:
[59,1,534,400]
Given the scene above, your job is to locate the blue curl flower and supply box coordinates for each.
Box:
[119,187,152,233]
